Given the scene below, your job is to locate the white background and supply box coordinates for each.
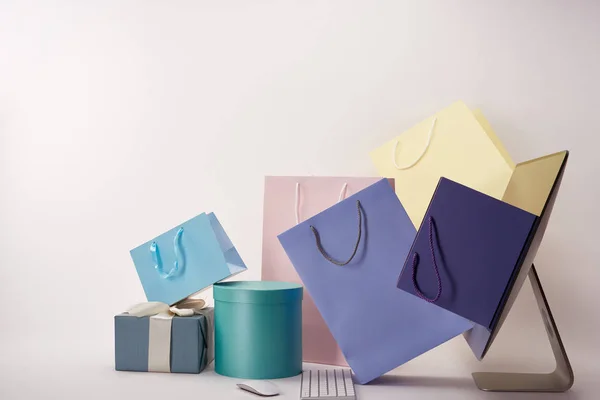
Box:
[1,1,599,399]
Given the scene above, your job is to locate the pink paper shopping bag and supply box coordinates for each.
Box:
[262,176,393,366]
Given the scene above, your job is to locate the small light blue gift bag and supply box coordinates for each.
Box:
[130,212,247,305]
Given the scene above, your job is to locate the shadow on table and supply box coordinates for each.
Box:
[366,375,583,400]
[367,374,473,389]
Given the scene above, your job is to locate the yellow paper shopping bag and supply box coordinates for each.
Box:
[370,101,515,227]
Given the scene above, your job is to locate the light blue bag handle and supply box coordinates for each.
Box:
[150,227,185,279]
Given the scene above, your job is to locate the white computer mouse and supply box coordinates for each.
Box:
[237,380,280,397]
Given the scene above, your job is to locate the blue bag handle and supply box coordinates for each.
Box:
[309,200,363,266]
[150,227,185,279]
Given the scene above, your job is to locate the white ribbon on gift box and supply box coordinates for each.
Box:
[126,299,208,373]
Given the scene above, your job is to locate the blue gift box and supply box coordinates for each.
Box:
[114,308,214,373]
[130,212,247,305]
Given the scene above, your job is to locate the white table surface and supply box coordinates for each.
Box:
[0,338,594,400]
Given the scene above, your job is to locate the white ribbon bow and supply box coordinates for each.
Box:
[127,298,207,317]
[126,298,209,372]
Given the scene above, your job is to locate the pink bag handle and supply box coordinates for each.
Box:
[295,182,349,225]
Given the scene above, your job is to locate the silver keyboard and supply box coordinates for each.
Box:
[300,369,356,400]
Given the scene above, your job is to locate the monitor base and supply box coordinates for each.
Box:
[472,265,574,392]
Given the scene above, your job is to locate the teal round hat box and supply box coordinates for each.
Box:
[214,281,303,379]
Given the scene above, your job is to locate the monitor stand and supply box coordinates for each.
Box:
[472,264,574,392]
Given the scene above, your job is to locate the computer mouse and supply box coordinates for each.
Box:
[237,380,280,397]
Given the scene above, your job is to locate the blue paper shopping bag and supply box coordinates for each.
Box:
[278,179,473,384]
[131,212,247,305]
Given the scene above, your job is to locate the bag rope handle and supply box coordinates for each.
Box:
[392,117,437,170]
[309,200,363,266]
[295,182,349,225]
[411,216,442,302]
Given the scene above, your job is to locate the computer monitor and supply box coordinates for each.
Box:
[464,150,574,392]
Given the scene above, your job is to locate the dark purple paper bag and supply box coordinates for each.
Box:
[397,178,537,331]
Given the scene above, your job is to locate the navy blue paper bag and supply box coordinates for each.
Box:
[397,178,537,331]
